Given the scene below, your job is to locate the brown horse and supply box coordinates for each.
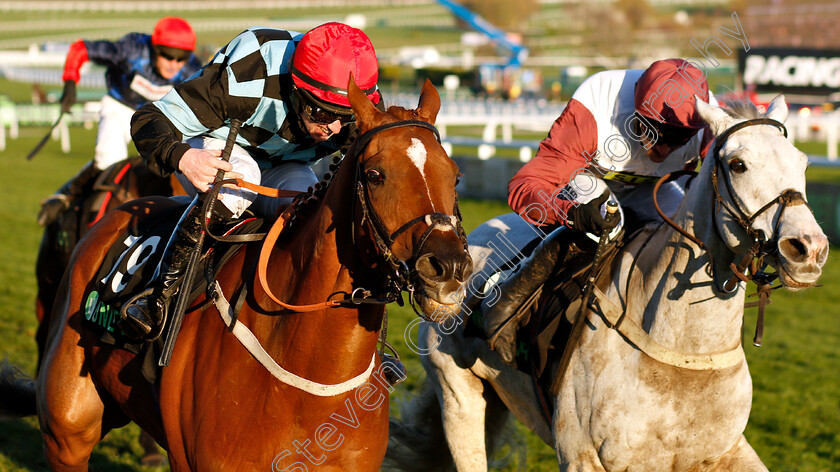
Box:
[13,78,471,471]
[34,157,180,363]
[33,158,183,466]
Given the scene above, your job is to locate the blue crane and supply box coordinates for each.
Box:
[436,0,529,68]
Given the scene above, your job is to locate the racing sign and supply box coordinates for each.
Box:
[740,48,840,95]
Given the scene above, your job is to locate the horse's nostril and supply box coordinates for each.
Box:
[779,236,808,263]
[417,254,445,280]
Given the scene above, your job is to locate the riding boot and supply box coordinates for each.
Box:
[38,161,101,226]
[118,203,228,341]
[379,352,406,386]
[483,227,577,364]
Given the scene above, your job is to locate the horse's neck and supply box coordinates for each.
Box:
[248,197,384,380]
[616,175,745,354]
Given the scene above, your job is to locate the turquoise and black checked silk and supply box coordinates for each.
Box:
[132,27,374,178]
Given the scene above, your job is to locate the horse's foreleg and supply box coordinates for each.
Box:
[421,324,490,472]
[37,315,104,471]
[690,435,768,472]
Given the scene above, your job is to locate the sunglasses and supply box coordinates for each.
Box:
[301,102,355,126]
[156,48,190,63]
[639,115,698,147]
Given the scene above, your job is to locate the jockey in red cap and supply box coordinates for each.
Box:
[38,17,200,227]
[123,23,382,341]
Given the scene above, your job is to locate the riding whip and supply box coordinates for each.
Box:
[26,110,68,161]
[159,119,243,366]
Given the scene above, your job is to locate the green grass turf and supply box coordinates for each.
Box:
[0,126,838,470]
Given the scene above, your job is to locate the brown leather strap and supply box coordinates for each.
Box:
[653,170,705,249]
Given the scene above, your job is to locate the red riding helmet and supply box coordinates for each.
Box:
[634,58,709,130]
[152,17,196,51]
[291,22,380,110]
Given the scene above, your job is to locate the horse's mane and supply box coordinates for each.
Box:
[285,154,340,228]
[717,96,764,120]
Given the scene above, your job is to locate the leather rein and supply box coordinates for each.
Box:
[228,119,467,314]
[652,118,808,345]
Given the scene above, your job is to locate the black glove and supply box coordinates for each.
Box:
[60,80,76,113]
[566,191,619,236]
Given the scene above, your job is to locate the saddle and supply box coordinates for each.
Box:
[82,201,265,381]
[468,227,624,376]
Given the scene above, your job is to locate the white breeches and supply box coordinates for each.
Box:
[93,95,134,169]
[176,136,318,218]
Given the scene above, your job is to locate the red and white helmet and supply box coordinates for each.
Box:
[634,58,709,130]
[291,22,380,110]
[152,17,196,51]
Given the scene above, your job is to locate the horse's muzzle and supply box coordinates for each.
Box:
[775,230,829,289]
[413,249,473,317]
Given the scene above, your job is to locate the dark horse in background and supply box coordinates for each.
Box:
[34,157,180,363]
[2,77,472,471]
[33,157,181,466]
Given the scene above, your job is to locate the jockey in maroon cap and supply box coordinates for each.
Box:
[487,59,717,362]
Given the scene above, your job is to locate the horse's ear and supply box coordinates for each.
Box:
[695,95,732,136]
[765,95,789,124]
[416,79,440,124]
[348,72,379,131]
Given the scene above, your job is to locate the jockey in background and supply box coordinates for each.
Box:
[485,58,717,361]
[121,22,384,341]
[38,17,202,227]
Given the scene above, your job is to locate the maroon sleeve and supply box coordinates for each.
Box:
[508,98,599,226]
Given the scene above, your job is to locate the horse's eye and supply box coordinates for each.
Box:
[365,168,385,185]
[729,159,747,174]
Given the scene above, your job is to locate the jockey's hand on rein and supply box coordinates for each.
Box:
[179,148,243,193]
[566,191,619,236]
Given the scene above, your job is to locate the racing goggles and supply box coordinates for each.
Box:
[155,46,191,63]
[296,88,355,125]
[644,116,699,147]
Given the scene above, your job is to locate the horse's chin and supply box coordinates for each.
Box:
[775,264,820,291]
[414,290,464,323]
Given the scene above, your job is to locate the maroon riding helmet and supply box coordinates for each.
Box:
[634,59,711,147]
[291,22,380,121]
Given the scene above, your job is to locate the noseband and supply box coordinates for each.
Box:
[351,120,468,306]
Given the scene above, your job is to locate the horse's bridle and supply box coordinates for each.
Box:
[709,118,807,286]
[653,117,809,344]
[351,119,468,310]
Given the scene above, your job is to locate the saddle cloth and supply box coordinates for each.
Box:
[82,202,263,350]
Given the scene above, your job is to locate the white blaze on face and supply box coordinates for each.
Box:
[407,138,427,178]
[407,137,433,204]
